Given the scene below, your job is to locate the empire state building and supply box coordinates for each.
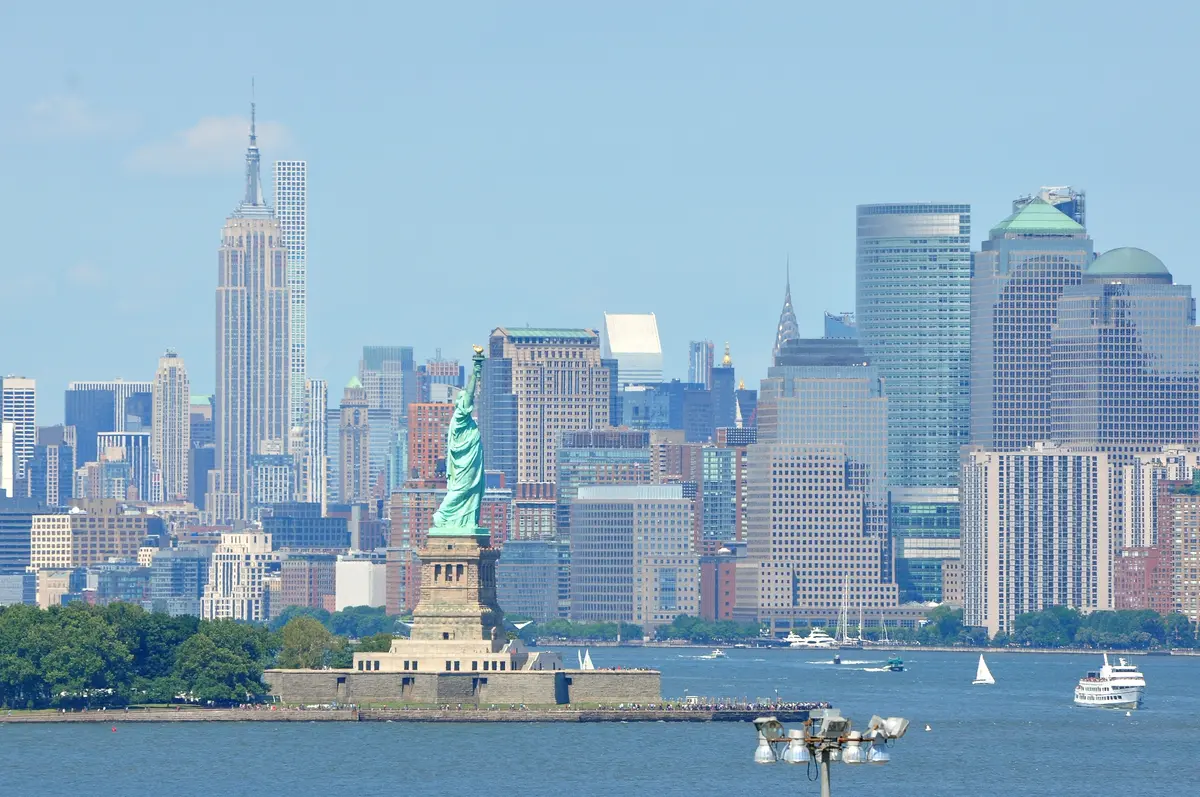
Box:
[206,102,290,523]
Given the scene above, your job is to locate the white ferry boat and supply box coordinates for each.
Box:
[1074,654,1145,709]
[787,628,840,649]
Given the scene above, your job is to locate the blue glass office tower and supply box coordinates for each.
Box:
[64,389,116,465]
[857,203,971,601]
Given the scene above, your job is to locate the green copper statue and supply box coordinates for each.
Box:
[430,346,487,536]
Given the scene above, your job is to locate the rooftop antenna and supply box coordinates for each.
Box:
[250,77,257,145]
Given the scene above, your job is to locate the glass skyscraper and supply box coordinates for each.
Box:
[1051,247,1200,451]
[856,203,971,490]
[856,203,970,602]
[971,198,1094,451]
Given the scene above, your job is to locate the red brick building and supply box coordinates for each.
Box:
[407,403,454,482]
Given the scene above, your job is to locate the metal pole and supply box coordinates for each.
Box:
[818,748,832,797]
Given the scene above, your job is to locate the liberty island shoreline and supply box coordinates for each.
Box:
[0,706,819,724]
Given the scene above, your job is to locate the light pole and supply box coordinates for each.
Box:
[753,709,909,797]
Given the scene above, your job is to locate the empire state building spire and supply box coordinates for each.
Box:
[236,83,270,217]
[773,259,799,358]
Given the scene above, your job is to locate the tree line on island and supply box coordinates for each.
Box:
[2,602,1196,710]
[0,603,402,710]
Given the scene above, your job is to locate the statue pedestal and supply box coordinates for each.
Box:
[427,524,491,543]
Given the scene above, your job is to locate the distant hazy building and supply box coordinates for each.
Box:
[711,344,736,431]
[263,503,350,551]
[96,431,152,501]
[772,269,799,359]
[736,336,898,625]
[67,381,154,434]
[1,377,35,481]
[856,204,972,601]
[408,402,453,482]
[335,554,386,611]
[569,485,699,629]
[1013,185,1085,228]
[359,346,414,430]
[280,552,337,612]
[621,381,713,442]
[555,429,653,533]
[688,340,715,389]
[0,572,36,606]
[150,547,213,616]
[0,496,43,572]
[482,327,611,487]
[152,351,191,502]
[497,539,564,623]
[189,396,214,448]
[201,531,279,621]
[1122,448,1200,549]
[297,378,328,505]
[248,449,295,519]
[64,389,115,466]
[27,427,74,507]
[274,159,308,429]
[1050,247,1200,453]
[208,104,290,523]
[30,499,165,570]
[601,313,663,388]
[971,199,1093,451]
[961,444,1113,636]
[823,311,857,340]
[338,378,371,502]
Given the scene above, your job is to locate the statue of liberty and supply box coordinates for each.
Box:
[430,346,486,534]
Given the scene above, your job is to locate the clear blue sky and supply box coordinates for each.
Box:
[2,1,1198,422]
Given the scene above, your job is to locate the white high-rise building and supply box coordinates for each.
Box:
[201,531,278,621]
[151,350,191,503]
[1,377,35,481]
[274,160,307,429]
[299,378,328,504]
[0,420,14,497]
[961,443,1114,637]
[206,101,290,523]
[67,380,154,432]
[600,313,663,387]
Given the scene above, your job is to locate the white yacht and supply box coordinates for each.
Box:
[1074,654,1145,709]
[788,628,840,649]
[701,649,727,659]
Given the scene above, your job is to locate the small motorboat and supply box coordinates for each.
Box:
[833,653,841,665]
[886,656,904,672]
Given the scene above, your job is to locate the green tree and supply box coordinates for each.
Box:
[199,618,276,664]
[355,632,395,653]
[1165,613,1197,648]
[174,634,265,704]
[277,617,335,669]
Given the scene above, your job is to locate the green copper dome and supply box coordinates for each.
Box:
[1087,247,1170,278]
[346,375,363,389]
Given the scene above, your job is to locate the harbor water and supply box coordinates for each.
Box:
[4,647,1198,796]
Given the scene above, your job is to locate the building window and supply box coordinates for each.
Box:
[472,661,478,671]
[374,661,380,671]
[446,661,452,671]
[357,661,364,671]
[500,661,506,671]
[453,661,460,671]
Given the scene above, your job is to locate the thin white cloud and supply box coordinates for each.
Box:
[126,116,294,176]
[66,261,104,287]
[28,94,130,136]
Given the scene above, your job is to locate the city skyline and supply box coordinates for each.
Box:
[5,3,1200,412]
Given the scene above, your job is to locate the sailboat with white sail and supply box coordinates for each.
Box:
[834,577,862,648]
[973,654,995,685]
